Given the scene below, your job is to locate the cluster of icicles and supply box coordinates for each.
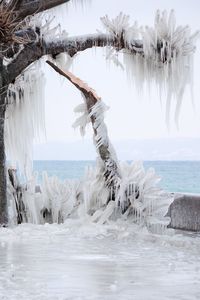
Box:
[5,61,46,179]
[102,10,199,125]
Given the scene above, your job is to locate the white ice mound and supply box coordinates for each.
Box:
[7,160,174,234]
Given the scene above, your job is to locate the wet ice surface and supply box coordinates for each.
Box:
[0,221,200,300]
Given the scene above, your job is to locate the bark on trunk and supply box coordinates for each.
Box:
[0,92,8,225]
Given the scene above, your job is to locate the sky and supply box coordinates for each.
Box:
[34,0,200,160]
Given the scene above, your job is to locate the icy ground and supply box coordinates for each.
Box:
[0,221,200,300]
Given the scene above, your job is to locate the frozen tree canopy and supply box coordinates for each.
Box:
[0,1,198,226]
[5,9,199,177]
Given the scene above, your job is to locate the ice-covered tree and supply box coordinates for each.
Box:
[0,0,198,225]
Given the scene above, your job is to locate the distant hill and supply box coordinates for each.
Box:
[33,138,200,161]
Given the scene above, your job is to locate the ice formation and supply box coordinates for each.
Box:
[5,61,46,178]
[101,10,199,125]
[5,9,189,233]
[7,160,173,234]
[73,101,90,136]
[7,95,173,233]
[6,94,173,232]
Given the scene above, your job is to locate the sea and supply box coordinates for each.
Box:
[33,160,200,194]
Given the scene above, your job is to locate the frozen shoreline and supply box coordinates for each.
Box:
[0,221,200,300]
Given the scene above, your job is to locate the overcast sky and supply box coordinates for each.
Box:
[34,0,200,160]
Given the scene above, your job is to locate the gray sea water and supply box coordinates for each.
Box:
[33,160,200,194]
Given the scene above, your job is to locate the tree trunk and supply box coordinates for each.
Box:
[0,92,7,226]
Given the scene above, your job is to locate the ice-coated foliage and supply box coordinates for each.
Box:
[7,87,172,232]
[5,67,173,233]
[73,97,110,149]
[101,12,139,45]
[5,8,194,234]
[5,61,46,178]
[79,159,172,232]
[72,99,90,136]
[101,10,199,125]
[8,160,173,233]
[73,96,120,187]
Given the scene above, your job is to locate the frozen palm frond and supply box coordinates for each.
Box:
[5,61,46,178]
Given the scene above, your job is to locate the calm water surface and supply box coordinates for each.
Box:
[33,160,200,193]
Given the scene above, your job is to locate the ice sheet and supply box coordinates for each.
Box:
[0,222,199,300]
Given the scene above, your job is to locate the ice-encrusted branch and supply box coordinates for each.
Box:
[101,10,199,60]
[5,9,198,122]
[46,60,121,188]
[141,10,199,64]
[4,30,142,85]
[101,10,199,125]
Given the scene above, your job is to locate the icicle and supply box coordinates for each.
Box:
[5,61,46,179]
